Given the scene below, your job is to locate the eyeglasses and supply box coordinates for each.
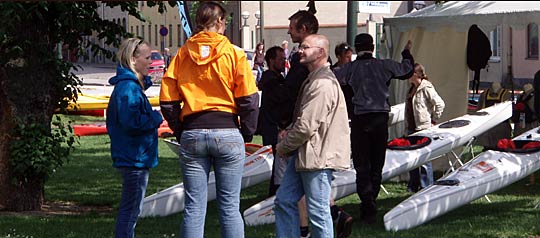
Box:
[298,45,322,51]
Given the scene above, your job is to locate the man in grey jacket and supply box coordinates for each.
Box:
[274,34,351,238]
[335,33,414,225]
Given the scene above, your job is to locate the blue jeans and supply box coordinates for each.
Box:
[179,129,245,238]
[407,162,434,192]
[115,167,149,238]
[274,152,334,238]
[256,65,263,85]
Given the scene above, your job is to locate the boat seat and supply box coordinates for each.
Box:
[387,136,431,150]
[489,139,540,153]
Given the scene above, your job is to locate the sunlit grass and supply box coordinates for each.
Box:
[1,116,539,237]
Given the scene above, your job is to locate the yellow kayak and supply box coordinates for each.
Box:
[66,94,160,111]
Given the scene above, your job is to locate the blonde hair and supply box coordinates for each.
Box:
[194,2,226,34]
[117,38,148,88]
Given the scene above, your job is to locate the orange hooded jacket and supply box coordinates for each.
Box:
[160,31,259,141]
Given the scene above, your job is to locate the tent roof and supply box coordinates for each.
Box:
[384,1,540,32]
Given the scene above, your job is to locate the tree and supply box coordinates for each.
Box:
[0,1,157,211]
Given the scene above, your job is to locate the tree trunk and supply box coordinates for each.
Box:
[0,65,46,211]
[0,67,16,211]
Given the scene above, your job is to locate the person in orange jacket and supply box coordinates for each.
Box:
[159,2,259,237]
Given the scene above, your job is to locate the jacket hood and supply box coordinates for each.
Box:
[185,31,229,65]
[109,65,152,90]
[417,79,434,91]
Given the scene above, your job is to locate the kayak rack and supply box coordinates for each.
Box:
[442,136,492,203]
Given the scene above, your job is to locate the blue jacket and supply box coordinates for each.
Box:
[106,66,163,169]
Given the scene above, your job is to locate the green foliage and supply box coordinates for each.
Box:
[9,115,78,184]
[0,1,149,189]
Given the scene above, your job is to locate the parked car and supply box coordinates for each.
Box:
[149,50,165,83]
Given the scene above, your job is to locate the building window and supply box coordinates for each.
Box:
[528,23,539,59]
[141,25,145,40]
[148,25,152,44]
[123,18,126,31]
[488,26,501,62]
[169,24,173,47]
[136,25,139,38]
[130,26,133,34]
[155,25,158,46]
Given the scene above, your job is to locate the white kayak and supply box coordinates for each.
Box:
[388,103,405,126]
[243,169,357,226]
[140,142,273,217]
[243,101,512,226]
[384,126,540,231]
[382,101,512,181]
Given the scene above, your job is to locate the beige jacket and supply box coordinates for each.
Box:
[276,64,351,171]
[412,80,445,130]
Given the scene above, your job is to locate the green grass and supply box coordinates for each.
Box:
[1,117,540,237]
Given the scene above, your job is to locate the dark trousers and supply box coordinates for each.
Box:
[351,112,389,217]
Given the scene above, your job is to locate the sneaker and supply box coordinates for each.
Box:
[336,209,353,238]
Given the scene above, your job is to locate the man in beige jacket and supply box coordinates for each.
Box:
[274,34,351,238]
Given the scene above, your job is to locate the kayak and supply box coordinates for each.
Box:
[242,101,513,226]
[384,126,540,231]
[65,94,160,111]
[139,142,273,217]
[73,121,172,137]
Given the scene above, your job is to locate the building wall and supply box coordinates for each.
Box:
[239,1,413,63]
[513,28,540,81]
[128,2,185,56]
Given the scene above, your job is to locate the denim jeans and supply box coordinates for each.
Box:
[256,65,263,85]
[179,129,245,238]
[274,152,334,238]
[408,162,434,192]
[115,167,149,238]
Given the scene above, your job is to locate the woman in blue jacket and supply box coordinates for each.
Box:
[106,38,163,238]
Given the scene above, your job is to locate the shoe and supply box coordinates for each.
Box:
[336,209,353,238]
[300,232,310,238]
[360,214,376,225]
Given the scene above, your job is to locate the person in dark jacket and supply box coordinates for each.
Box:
[335,33,414,225]
[106,38,164,238]
[258,46,289,197]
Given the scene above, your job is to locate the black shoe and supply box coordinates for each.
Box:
[336,209,353,238]
[360,214,376,225]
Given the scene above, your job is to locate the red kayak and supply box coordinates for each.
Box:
[74,121,173,137]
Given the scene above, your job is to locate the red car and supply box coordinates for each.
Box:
[149,50,165,83]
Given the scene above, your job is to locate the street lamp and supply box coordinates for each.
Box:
[241,11,250,27]
[241,11,251,49]
[254,10,261,28]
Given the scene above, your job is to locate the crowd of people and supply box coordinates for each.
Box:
[106,1,540,238]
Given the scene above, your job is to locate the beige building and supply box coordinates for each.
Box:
[88,1,428,63]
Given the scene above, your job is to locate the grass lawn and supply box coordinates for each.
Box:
[1,115,539,237]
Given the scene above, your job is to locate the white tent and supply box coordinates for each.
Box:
[383,1,540,127]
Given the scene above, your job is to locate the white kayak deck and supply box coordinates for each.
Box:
[243,102,512,226]
[384,126,540,231]
[140,142,273,217]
